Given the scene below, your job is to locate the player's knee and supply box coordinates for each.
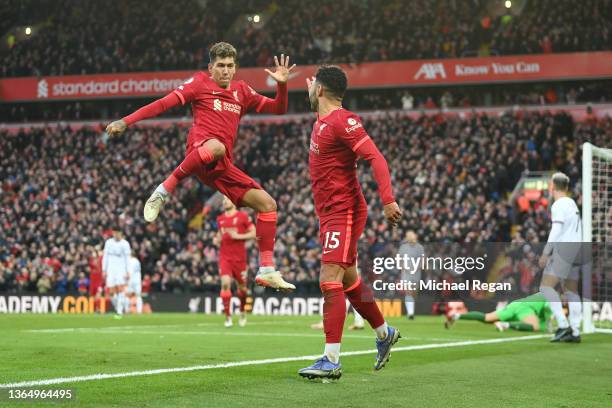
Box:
[539,283,554,293]
[319,264,344,285]
[565,281,579,294]
[207,140,226,159]
[260,197,277,213]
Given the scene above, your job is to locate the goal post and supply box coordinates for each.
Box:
[582,142,612,333]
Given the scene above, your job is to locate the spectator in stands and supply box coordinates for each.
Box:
[1,0,610,77]
[0,111,608,293]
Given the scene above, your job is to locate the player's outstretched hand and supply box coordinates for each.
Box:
[383,202,402,227]
[106,119,127,137]
[265,54,296,84]
[306,76,316,92]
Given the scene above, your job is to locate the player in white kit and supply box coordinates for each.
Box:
[538,172,583,343]
[126,250,143,314]
[103,227,131,318]
[398,230,425,320]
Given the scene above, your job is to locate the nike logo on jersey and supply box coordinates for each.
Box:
[212,90,223,94]
[323,249,334,254]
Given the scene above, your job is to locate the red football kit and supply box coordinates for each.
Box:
[123,72,288,205]
[122,72,285,271]
[309,108,395,266]
[217,210,253,285]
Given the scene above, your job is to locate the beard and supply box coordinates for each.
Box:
[309,95,318,111]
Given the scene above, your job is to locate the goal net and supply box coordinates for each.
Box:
[582,142,612,333]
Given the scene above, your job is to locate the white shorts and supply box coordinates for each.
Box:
[402,270,421,285]
[106,271,127,288]
[543,253,580,281]
[127,280,141,296]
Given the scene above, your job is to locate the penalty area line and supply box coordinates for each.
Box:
[0,334,548,389]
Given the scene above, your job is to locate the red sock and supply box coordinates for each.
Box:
[237,289,247,312]
[345,277,384,329]
[256,211,277,267]
[220,289,232,317]
[321,281,346,344]
[162,146,215,194]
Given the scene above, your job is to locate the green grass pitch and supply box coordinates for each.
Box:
[1,314,611,407]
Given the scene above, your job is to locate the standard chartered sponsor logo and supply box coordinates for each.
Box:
[213,99,241,114]
[49,78,187,96]
[37,79,48,98]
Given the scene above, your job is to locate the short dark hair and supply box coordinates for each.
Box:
[315,65,347,100]
[209,42,237,63]
[551,172,570,191]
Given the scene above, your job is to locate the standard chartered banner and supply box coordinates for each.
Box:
[2,51,611,101]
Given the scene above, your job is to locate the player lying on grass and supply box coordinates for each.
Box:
[298,66,402,381]
[106,42,295,291]
[444,293,568,339]
[214,195,255,327]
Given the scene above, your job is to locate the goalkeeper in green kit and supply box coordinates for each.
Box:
[445,293,553,333]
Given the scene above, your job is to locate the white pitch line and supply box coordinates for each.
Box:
[0,334,548,389]
[24,320,298,333]
[24,328,461,342]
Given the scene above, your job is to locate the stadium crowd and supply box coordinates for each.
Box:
[2,0,610,77]
[1,111,608,294]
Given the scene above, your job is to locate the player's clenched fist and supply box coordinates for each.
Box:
[383,201,402,226]
[106,119,127,137]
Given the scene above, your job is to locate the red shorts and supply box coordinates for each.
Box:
[319,206,368,267]
[187,140,261,206]
[219,258,248,285]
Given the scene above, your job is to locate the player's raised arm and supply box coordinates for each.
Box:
[106,92,182,136]
[248,54,296,115]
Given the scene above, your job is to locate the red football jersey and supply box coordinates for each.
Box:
[216,210,253,262]
[309,108,370,217]
[173,72,268,160]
